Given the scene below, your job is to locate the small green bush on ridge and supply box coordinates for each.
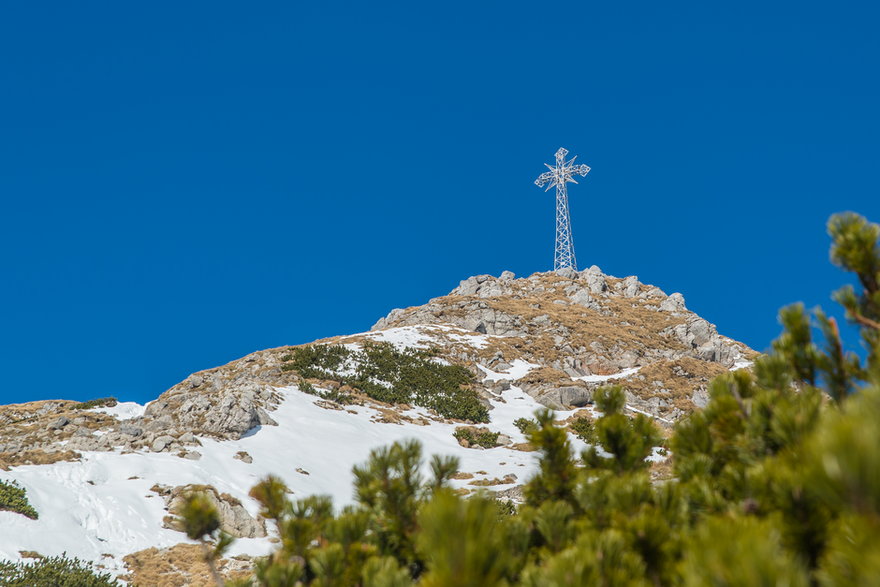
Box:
[453,427,501,448]
[281,341,488,422]
[73,397,117,410]
[0,479,38,520]
[0,555,118,586]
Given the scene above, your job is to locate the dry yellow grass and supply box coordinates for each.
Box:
[619,357,729,412]
[468,474,518,486]
[558,409,594,427]
[121,543,252,587]
[650,457,675,482]
[515,366,577,387]
[0,449,81,470]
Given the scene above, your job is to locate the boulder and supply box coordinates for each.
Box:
[47,416,69,430]
[569,289,593,306]
[161,484,266,538]
[454,275,492,296]
[621,276,640,298]
[151,435,174,453]
[144,382,278,440]
[535,386,593,410]
[119,423,143,438]
[660,292,686,312]
[581,268,608,294]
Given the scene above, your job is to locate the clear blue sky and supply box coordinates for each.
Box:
[1,1,878,405]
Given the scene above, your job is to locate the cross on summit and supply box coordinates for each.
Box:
[535,147,591,272]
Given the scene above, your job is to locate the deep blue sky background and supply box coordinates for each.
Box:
[1,1,878,405]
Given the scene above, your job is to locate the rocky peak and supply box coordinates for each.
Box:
[369,267,755,421]
[373,267,750,371]
[0,267,755,467]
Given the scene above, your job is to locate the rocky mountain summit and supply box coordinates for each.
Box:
[0,267,754,470]
[0,266,756,584]
[372,267,754,420]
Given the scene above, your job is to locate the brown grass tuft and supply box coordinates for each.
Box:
[121,543,252,587]
[0,449,81,470]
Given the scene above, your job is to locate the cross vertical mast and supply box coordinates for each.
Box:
[535,147,591,271]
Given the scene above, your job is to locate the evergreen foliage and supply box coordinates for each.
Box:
[280,342,487,422]
[28,211,870,586]
[218,213,880,585]
[177,491,234,587]
[0,479,38,519]
[566,415,592,442]
[581,386,662,473]
[512,417,538,435]
[452,427,500,448]
[72,397,117,410]
[0,555,118,587]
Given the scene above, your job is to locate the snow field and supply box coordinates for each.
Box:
[0,327,595,576]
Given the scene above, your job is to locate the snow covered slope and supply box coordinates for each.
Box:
[0,328,587,578]
[0,268,756,582]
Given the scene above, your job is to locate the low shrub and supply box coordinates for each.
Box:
[282,342,488,422]
[568,417,593,442]
[0,480,38,520]
[73,397,117,410]
[0,554,118,586]
[298,381,353,404]
[513,417,538,435]
[453,427,501,448]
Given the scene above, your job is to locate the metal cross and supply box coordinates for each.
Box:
[535,147,591,271]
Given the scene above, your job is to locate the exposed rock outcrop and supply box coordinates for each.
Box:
[0,267,756,461]
[370,267,755,420]
[153,483,267,539]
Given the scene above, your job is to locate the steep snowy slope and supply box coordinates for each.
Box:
[0,327,597,577]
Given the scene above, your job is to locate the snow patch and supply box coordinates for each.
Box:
[478,359,539,382]
[577,366,641,383]
[730,359,754,371]
[91,401,147,421]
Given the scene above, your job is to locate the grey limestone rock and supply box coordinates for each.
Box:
[454,274,492,296]
[477,282,506,298]
[119,423,143,438]
[569,289,593,306]
[660,292,687,312]
[535,386,593,410]
[621,276,640,298]
[486,379,511,394]
[162,484,266,538]
[234,451,253,464]
[151,435,174,452]
[178,431,197,445]
[144,380,278,441]
[48,416,69,430]
[581,267,608,294]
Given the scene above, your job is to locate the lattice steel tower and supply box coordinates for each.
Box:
[535,147,591,271]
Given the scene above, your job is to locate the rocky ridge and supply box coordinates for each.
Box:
[0,267,755,471]
[0,267,758,585]
[371,267,754,420]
